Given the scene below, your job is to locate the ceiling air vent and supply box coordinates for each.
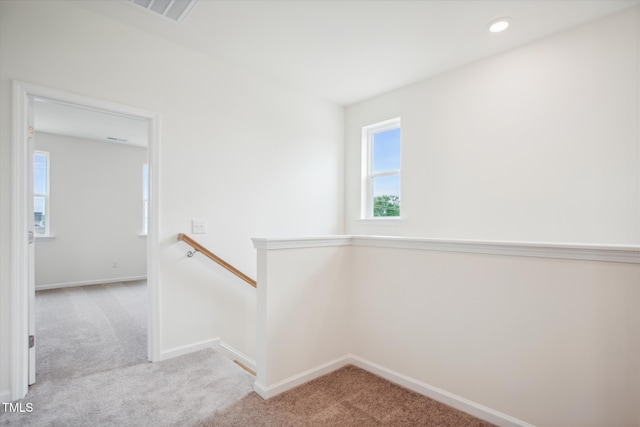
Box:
[128,0,197,23]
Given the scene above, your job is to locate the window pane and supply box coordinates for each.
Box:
[372,175,400,217]
[372,128,400,173]
[34,153,48,194]
[34,195,46,234]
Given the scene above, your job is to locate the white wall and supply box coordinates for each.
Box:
[346,6,639,244]
[351,245,639,427]
[255,237,640,427]
[254,244,352,396]
[34,132,147,288]
[0,0,344,395]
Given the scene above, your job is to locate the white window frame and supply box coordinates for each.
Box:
[361,117,401,219]
[33,150,50,236]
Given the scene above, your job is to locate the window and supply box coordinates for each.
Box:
[362,118,401,218]
[33,150,50,235]
[142,162,149,235]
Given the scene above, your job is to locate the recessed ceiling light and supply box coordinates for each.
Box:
[488,18,510,33]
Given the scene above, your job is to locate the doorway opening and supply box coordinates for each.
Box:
[33,98,150,383]
[10,81,161,400]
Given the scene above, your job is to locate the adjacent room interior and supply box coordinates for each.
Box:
[32,99,150,384]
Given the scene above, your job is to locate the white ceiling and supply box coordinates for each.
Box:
[75,0,638,106]
[34,98,149,147]
[36,0,638,143]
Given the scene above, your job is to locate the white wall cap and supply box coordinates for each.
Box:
[252,235,640,264]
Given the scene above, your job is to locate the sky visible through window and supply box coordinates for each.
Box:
[373,175,400,198]
[372,128,400,197]
[34,152,48,234]
[34,153,47,214]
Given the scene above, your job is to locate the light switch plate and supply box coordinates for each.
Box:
[192,219,207,234]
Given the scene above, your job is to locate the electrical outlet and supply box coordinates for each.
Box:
[192,219,207,234]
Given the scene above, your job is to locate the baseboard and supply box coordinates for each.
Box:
[252,353,532,427]
[254,355,351,399]
[348,355,535,427]
[0,389,11,403]
[217,341,257,372]
[36,276,147,291]
[161,338,221,361]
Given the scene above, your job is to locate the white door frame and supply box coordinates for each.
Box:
[10,80,162,400]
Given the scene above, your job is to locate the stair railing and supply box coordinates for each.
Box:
[177,233,257,288]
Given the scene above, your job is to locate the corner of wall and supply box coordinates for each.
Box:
[218,341,257,372]
[254,355,351,400]
[160,338,220,361]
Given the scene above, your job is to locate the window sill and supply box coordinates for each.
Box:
[35,235,56,242]
[356,218,405,226]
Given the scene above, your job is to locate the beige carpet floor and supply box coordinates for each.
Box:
[1,281,496,426]
[202,365,496,427]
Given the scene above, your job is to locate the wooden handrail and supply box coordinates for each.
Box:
[177,233,257,288]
